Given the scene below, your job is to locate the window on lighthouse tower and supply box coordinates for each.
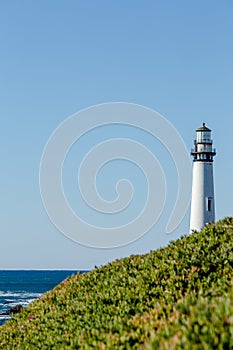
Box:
[206,197,212,211]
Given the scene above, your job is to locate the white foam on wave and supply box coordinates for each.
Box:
[0,315,11,320]
[0,291,42,298]
[21,292,43,298]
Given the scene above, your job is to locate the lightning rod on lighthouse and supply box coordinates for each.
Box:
[190,122,216,232]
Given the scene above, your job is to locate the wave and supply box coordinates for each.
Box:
[0,292,42,326]
[0,291,42,298]
[0,315,11,320]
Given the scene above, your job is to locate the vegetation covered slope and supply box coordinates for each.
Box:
[0,218,233,349]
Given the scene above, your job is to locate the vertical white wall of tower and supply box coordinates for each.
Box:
[190,161,215,232]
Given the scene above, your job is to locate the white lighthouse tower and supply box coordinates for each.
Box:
[190,122,216,232]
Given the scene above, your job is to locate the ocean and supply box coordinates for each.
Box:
[0,270,83,326]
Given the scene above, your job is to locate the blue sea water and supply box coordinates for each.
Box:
[0,270,83,326]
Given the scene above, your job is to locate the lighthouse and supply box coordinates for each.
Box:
[190,122,216,232]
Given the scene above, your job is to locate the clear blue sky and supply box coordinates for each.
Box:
[1,1,232,269]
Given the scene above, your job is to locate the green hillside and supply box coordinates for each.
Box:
[0,218,233,349]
